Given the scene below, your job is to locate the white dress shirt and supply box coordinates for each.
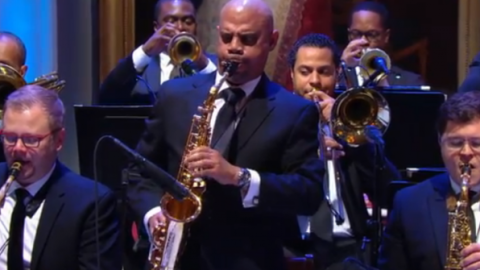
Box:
[143,72,262,232]
[132,46,217,85]
[0,164,55,270]
[450,178,480,241]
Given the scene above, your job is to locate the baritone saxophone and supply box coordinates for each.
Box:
[445,163,473,270]
[148,61,239,270]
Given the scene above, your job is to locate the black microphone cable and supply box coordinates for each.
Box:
[0,238,9,255]
[92,135,112,270]
[135,75,157,105]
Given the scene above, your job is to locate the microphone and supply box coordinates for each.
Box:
[107,136,189,201]
[371,56,389,75]
[364,125,384,149]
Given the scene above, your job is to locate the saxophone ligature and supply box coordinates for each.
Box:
[149,61,239,270]
[445,163,473,270]
[0,161,22,212]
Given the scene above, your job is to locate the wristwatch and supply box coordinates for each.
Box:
[236,168,251,189]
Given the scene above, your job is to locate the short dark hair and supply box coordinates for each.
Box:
[288,33,341,68]
[436,91,480,135]
[0,31,26,66]
[350,1,389,29]
[154,0,199,21]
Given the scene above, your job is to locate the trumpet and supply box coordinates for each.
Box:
[167,33,202,76]
[357,48,391,85]
[0,161,22,212]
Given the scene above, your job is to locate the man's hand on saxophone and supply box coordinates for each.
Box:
[148,212,167,235]
[461,242,480,270]
[185,146,241,186]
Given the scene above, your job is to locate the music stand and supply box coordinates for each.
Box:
[335,89,447,172]
[74,105,152,190]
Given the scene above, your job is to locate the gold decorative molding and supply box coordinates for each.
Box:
[98,0,135,82]
[458,0,480,86]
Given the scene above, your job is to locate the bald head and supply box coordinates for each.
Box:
[216,0,278,85]
[221,0,274,31]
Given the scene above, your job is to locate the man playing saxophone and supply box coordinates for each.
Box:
[99,0,217,105]
[378,91,480,270]
[126,0,324,269]
[287,33,400,269]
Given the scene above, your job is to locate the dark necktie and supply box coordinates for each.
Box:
[211,88,245,152]
[169,65,182,79]
[8,188,30,270]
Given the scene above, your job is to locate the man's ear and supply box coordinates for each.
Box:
[269,30,279,51]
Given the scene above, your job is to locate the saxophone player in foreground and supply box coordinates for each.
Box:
[126,0,324,269]
[378,91,480,270]
[287,33,400,269]
[0,85,121,270]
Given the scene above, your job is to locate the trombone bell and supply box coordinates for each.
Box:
[0,63,65,119]
[331,87,390,146]
[167,33,202,67]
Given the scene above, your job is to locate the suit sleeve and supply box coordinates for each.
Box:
[97,53,142,105]
[459,53,480,92]
[257,103,324,216]
[126,86,167,225]
[378,191,410,270]
[345,143,401,208]
[79,190,122,270]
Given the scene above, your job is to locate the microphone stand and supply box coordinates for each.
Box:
[120,169,130,254]
[369,129,386,268]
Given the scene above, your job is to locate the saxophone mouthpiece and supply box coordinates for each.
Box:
[460,163,472,176]
[222,61,239,76]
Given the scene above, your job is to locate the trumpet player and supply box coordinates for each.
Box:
[339,1,424,87]
[378,91,480,270]
[99,0,217,105]
[0,32,27,78]
[0,85,121,270]
[287,33,400,269]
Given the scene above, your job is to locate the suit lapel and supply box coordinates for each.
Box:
[236,75,276,151]
[31,162,66,270]
[428,173,450,267]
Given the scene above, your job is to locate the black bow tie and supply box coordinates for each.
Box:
[218,88,245,105]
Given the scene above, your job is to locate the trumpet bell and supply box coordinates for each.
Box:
[168,32,202,66]
[358,48,391,80]
[331,88,390,146]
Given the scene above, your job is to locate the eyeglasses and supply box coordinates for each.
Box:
[441,137,480,152]
[348,30,383,42]
[0,128,60,148]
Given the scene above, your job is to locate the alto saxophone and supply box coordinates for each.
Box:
[0,162,22,212]
[445,163,473,270]
[149,61,239,270]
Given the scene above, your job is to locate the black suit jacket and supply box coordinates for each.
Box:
[338,65,425,87]
[98,51,218,105]
[127,72,324,270]
[459,52,480,92]
[310,143,400,242]
[378,173,452,270]
[0,161,122,270]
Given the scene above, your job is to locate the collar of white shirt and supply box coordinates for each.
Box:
[160,52,171,66]
[7,163,56,198]
[450,176,480,194]
[215,71,261,98]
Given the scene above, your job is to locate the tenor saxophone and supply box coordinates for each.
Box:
[149,61,239,270]
[445,163,473,270]
[0,161,22,212]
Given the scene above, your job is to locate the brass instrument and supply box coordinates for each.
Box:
[357,48,391,84]
[445,163,473,270]
[0,161,22,212]
[149,61,239,270]
[0,63,65,118]
[167,33,202,75]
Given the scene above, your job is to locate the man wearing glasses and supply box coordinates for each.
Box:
[0,85,121,270]
[379,90,480,270]
[340,1,425,87]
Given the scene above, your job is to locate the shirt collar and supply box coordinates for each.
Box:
[8,163,56,197]
[215,71,261,99]
[450,176,480,194]
[160,52,172,66]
